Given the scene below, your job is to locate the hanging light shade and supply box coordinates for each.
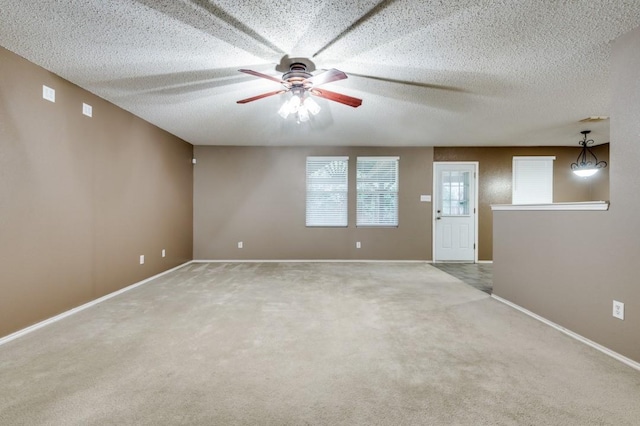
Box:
[571,130,607,177]
[278,90,321,123]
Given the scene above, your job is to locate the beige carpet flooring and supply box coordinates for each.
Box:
[0,262,639,425]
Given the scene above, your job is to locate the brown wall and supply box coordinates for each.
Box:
[492,27,640,363]
[0,47,193,338]
[434,146,610,261]
[194,146,433,260]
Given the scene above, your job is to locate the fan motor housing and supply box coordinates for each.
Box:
[283,62,312,88]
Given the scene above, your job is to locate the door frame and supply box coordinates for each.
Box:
[432,161,479,263]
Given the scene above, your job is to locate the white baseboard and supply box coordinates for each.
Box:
[477,260,493,264]
[192,259,432,263]
[491,294,640,372]
[0,261,194,347]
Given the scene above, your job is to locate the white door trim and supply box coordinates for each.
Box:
[432,161,479,263]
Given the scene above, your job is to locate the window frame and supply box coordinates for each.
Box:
[305,156,349,227]
[356,156,400,227]
[512,156,556,205]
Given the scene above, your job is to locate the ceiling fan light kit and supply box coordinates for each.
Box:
[277,94,321,122]
[237,61,362,122]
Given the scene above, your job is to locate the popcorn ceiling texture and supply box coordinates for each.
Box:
[1,0,639,146]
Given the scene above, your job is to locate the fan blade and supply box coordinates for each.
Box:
[238,69,284,84]
[237,89,287,104]
[310,88,362,108]
[306,68,348,87]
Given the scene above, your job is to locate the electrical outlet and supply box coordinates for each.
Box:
[238,241,243,249]
[162,249,166,258]
[613,300,624,320]
[82,103,92,117]
[356,241,361,249]
[139,255,145,265]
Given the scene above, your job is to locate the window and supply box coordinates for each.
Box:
[357,156,399,226]
[441,170,470,216]
[306,156,349,227]
[512,156,555,204]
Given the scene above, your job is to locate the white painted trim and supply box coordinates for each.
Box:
[491,294,640,372]
[432,161,480,264]
[491,201,609,211]
[477,260,493,264]
[192,259,432,263]
[511,156,557,161]
[0,261,194,347]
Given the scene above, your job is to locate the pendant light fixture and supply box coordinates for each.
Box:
[571,130,607,177]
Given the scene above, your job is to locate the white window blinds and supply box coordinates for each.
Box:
[306,156,349,227]
[357,156,399,226]
[512,156,555,204]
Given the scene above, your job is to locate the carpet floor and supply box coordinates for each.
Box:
[0,262,639,425]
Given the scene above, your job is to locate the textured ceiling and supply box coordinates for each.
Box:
[1,0,640,146]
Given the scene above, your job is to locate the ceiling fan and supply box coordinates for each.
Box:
[236,62,363,113]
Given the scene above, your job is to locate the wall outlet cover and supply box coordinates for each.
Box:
[42,85,55,102]
[613,300,624,320]
[139,255,145,265]
[238,241,243,249]
[82,103,92,117]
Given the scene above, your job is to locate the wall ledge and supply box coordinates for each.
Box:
[192,259,432,263]
[491,201,609,211]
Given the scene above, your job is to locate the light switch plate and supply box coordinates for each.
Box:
[82,103,92,117]
[139,255,145,265]
[613,300,624,320]
[42,85,55,102]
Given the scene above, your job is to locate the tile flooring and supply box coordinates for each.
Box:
[432,263,493,294]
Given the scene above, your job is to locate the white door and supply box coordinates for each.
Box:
[434,163,477,262]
